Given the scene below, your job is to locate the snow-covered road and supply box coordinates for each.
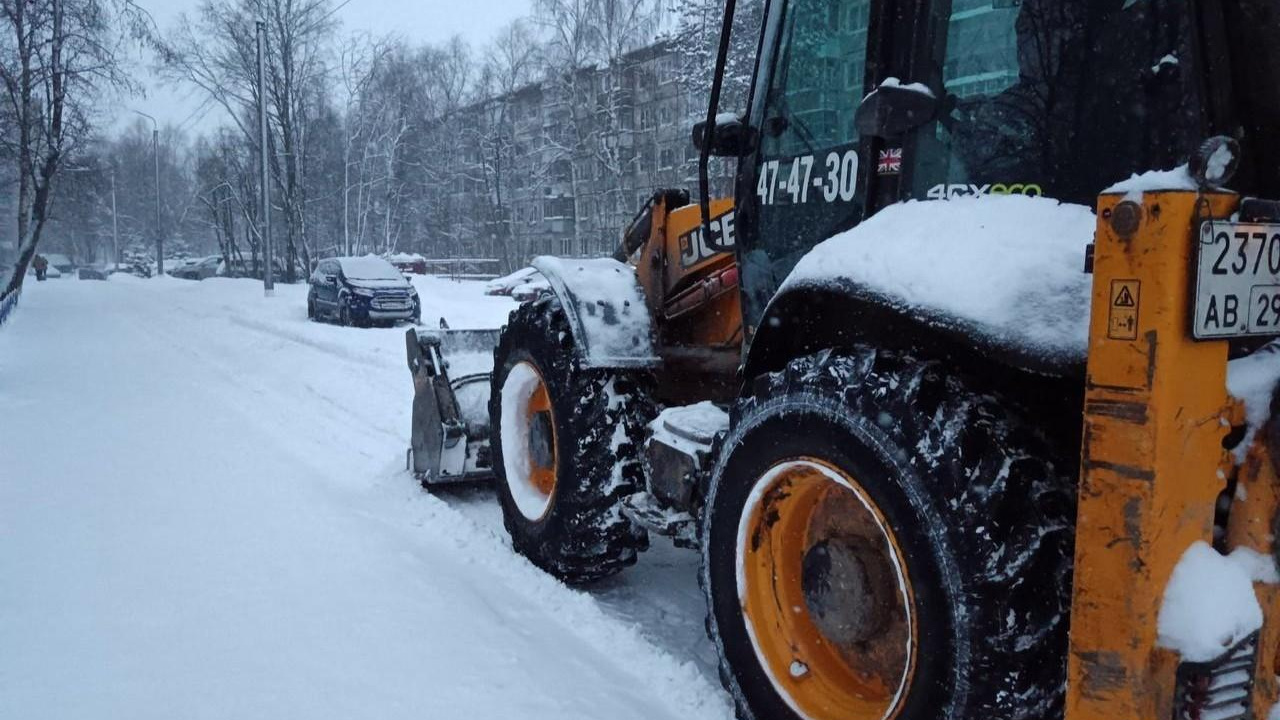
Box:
[0,276,731,720]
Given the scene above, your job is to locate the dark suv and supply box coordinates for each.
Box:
[308,256,420,327]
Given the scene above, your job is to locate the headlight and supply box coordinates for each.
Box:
[409,287,418,299]
[351,287,374,298]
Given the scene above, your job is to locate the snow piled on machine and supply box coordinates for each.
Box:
[649,402,730,453]
[1158,542,1277,663]
[783,195,1097,363]
[1227,341,1280,461]
[1104,164,1199,197]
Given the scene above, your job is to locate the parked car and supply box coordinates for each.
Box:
[43,253,75,274]
[308,255,420,327]
[386,252,428,275]
[484,267,539,296]
[167,256,198,275]
[216,257,287,280]
[106,259,153,278]
[510,277,551,303]
[172,256,222,281]
[78,267,109,280]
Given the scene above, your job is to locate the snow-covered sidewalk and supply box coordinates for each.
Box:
[0,276,730,720]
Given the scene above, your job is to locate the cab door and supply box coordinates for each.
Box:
[734,0,913,338]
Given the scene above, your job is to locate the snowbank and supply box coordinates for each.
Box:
[0,276,731,720]
[782,195,1096,363]
[1158,542,1270,663]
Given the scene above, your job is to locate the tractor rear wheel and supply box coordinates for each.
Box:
[490,298,652,584]
[702,348,1076,720]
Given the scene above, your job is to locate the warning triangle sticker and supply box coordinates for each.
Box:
[1115,286,1136,308]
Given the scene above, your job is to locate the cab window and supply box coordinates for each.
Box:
[910,0,1203,206]
[740,0,873,320]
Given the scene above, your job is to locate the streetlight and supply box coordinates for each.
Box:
[256,19,274,296]
[133,110,163,276]
[110,171,119,267]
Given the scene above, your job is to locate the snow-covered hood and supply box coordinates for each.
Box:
[778,195,1097,366]
[347,277,412,290]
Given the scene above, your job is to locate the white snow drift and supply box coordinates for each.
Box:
[0,276,731,720]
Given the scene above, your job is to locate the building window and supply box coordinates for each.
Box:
[551,159,572,184]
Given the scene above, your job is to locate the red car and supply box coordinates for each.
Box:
[385,253,427,275]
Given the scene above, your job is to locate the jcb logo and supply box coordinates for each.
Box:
[679,210,737,268]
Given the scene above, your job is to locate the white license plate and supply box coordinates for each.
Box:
[1194,221,1280,339]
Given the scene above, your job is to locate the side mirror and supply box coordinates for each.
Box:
[855,82,939,138]
[693,114,758,157]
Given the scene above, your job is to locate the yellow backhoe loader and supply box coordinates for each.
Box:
[405,0,1280,717]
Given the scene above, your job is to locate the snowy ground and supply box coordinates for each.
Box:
[0,275,731,720]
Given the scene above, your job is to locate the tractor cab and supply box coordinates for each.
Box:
[697,0,1271,377]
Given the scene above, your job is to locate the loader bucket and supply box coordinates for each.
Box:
[406,328,502,485]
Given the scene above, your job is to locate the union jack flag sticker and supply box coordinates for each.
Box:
[877,148,903,175]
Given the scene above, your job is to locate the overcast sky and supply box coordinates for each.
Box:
[106,0,532,137]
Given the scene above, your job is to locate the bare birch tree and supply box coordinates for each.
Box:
[162,0,336,281]
[0,0,146,295]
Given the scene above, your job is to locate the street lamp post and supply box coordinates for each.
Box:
[110,171,119,267]
[256,19,274,296]
[134,110,163,276]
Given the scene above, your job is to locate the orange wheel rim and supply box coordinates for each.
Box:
[526,376,557,498]
[500,361,559,521]
[737,458,916,720]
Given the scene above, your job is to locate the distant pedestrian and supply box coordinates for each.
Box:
[32,254,48,282]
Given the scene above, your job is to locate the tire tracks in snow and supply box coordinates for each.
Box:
[100,279,733,719]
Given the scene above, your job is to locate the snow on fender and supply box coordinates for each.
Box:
[779,195,1097,365]
[1157,541,1277,663]
[531,256,659,369]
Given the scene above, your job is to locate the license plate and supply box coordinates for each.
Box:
[1193,221,1280,339]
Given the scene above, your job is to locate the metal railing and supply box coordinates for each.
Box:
[421,258,502,282]
[0,285,20,328]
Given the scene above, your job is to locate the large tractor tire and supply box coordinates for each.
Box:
[490,298,652,584]
[702,348,1076,720]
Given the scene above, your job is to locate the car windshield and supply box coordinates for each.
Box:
[338,256,404,282]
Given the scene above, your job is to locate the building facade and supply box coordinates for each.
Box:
[434,41,736,268]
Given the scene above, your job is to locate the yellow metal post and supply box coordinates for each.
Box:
[1067,190,1239,720]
